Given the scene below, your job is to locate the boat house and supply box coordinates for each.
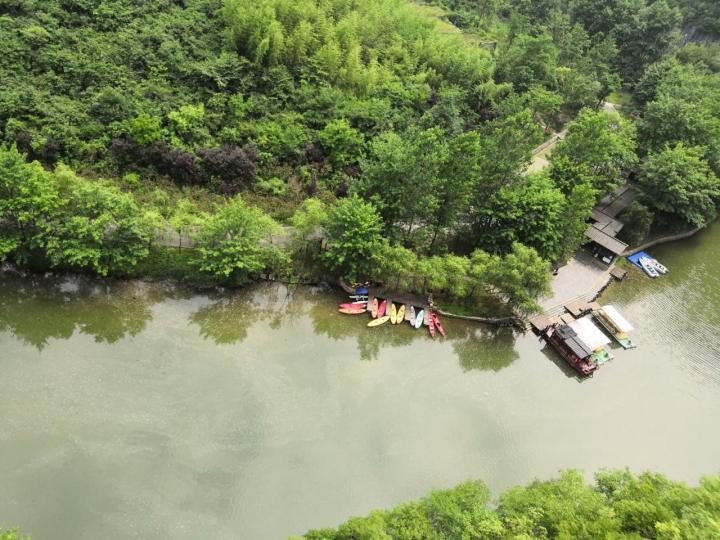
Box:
[583,186,633,264]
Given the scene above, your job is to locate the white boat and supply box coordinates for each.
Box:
[649,258,668,274]
[639,257,659,278]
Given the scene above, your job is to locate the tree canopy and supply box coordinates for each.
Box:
[302,469,720,539]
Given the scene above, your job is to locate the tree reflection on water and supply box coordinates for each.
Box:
[2,273,521,372]
[0,272,158,349]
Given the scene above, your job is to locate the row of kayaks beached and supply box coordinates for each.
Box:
[337,295,446,338]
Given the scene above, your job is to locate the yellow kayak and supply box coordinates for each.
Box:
[389,303,397,324]
[368,315,390,327]
[396,304,406,324]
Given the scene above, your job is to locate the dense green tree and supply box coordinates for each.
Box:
[495,33,558,93]
[289,198,329,253]
[484,242,551,315]
[475,109,543,193]
[570,0,681,83]
[356,128,446,236]
[550,108,637,197]
[373,242,418,292]
[40,166,151,276]
[0,146,59,262]
[317,119,364,170]
[322,195,385,281]
[193,196,285,280]
[471,172,567,260]
[638,144,720,227]
[637,62,720,168]
[619,201,654,246]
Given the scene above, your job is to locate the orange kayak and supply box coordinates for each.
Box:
[339,302,366,309]
[339,307,366,315]
[428,315,436,338]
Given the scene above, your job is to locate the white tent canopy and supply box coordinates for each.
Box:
[569,316,611,351]
[602,305,634,333]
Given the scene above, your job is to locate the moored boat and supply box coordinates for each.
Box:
[414,309,424,329]
[339,307,366,315]
[542,323,598,376]
[639,257,659,278]
[593,305,636,349]
[339,302,367,309]
[368,315,390,327]
[650,258,668,274]
[431,312,446,337]
[428,316,436,338]
[408,305,415,326]
[390,303,397,324]
[377,299,388,318]
[370,298,379,318]
[396,304,406,324]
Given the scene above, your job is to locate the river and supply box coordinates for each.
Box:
[1,225,720,540]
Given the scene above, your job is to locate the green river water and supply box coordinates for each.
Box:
[1,225,720,540]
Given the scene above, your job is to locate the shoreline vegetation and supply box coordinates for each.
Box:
[299,469,720,539]
[2,0,719,323]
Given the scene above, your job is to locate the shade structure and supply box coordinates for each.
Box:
[601,305,634,333]
[569,315,611,351]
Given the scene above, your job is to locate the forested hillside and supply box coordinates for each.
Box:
[1,0,719,316]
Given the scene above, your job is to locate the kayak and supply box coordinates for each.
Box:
[414,309,424,329]
[355,286,369,295]
[339,307,366,315]
[370,298,379,318]
[428,315,436,338]
[431,312,446,337]
[368,315,390,327]
[396,304,406,324]
[408,306,416,326]
[377,299,388,318]
[390,303,397,324]
[339,302,367,309]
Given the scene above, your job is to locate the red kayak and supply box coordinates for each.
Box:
[339,302,367,309]
[428,315,436,338]
[431,312,446,337]
[377,299,388,318]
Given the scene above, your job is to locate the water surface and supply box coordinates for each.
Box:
[1,226,719,539]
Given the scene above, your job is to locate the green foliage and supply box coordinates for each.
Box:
[193,197,285,280]
[305,470,720,539]
[471,172,566,260]
[550,108,637,197]
[317,119,364,169]
[128,114,163,146]
[482,242,552,315]
[289,198,329,248]
[322,195,385,281]
[638,144,720,228]
[40,166,151,276]
[570,0,682,83]
[637,60,720,169]
[0,529,30,540]
[619,201,654,246]
[0,146,59,262]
